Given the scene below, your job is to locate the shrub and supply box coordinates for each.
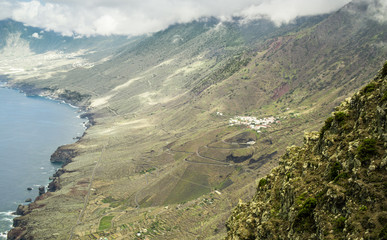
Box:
[328,162,342,181]
[359,205,367,211]
[382,90,387,101]
[102,196,116,203]
[334,112,347,124]
[320,117,334,137]
[297,198,317,218]
[357,138,377,165]
[379,224,387,239]
[258,178,267,188]
[333,172,349,183]
[381,61,387,78]
[363,83,376,94]
[294,197,317,232]
[334,216,346,231]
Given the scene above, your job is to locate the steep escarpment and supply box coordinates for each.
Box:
[226,63,387,240]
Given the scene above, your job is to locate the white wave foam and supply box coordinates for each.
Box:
[0,232,8,239]
[0,211,14,217]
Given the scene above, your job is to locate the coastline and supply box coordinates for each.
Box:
[0,82,94,240]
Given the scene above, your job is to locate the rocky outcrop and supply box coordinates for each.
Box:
[8,203,46,239]
[7,227,28,240]
[13,82,90,106]
[38,186,45,196]
[226,62,387,240]
[48,178,60,192]
[50,146,77,165]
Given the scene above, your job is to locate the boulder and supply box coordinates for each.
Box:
[38,186,45,196]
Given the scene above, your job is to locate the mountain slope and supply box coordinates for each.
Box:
[226,62,387,239]
[3,1,387,239]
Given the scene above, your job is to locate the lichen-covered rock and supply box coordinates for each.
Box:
[226,62,387,240]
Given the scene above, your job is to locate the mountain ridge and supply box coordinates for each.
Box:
[226,62,387,239]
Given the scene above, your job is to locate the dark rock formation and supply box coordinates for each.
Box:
[7,227,27,240]
[226,63,387,240]
[48,178,60,192]
[80,112,96,126]
[24,199,32,203]
[50,146,77,165]
[38,186,45,196]
[8,202,46,239]
[26,187,32,191]
[53,168,66,178]
[15,205,28,216]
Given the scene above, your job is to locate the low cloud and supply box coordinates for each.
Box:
[239,0,351,25]
[0,0,362,36]
[356,0,387,23]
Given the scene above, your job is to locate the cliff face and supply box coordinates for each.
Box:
[226,63,387,240]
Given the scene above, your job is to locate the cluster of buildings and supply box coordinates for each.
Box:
[229,116,279,132]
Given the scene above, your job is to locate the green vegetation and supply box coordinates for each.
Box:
[164,168,210,204]
[99,216,114,231]
[294,197,317,232]
[333,172,349,183]
[382,89,387,101]
[231,148,254,158]
[379,224,387,240]
[357,138,377,164]
[316,189,327,202]
[320,116,333,137]
[258,178,267,188]
[102,196,116,204]
[101,196,126,208]
[216,178,233,190]
[334,216,346,231]
[334,111,347,124]
[140,167,156,174]
[328,162,342,181]
[362,83,376,94]
[227,65,386,239]
[359,205,367,211]
[381,61,387,78]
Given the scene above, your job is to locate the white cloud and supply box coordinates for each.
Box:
[240,0,352,25]
[0,0,13,19]
[356,0,387,23]
[0,0,357,36]
[31,32,42,39]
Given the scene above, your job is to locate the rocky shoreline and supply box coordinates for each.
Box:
[1,83,95,240]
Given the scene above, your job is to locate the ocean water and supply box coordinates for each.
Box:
[0,86,86,238]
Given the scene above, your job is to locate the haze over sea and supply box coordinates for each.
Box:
[0,85,85,238]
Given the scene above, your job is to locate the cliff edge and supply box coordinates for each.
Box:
[226,62,387,240]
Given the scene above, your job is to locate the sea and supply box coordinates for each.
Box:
[0,84,86,238]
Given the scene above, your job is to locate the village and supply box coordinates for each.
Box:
[228,116,279,132]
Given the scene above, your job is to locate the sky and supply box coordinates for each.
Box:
[0,0,377,37]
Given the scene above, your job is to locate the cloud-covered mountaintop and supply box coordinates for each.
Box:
[0,0,354,36]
